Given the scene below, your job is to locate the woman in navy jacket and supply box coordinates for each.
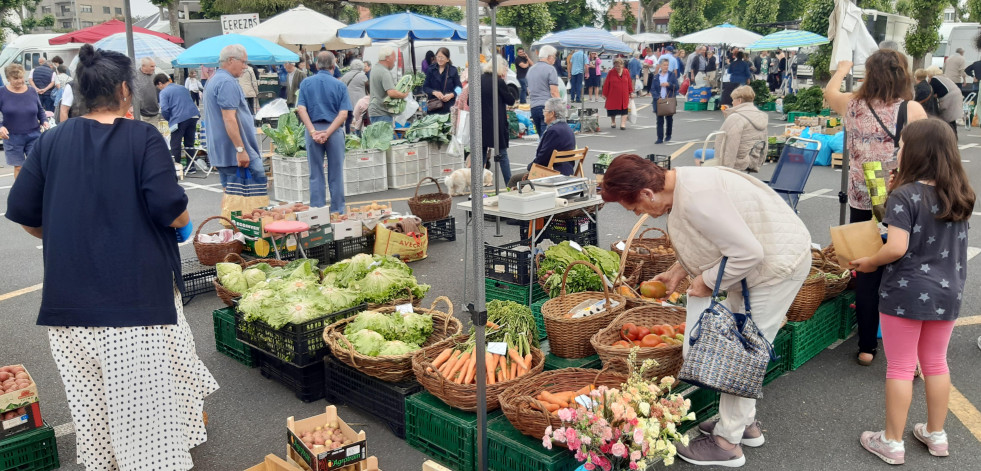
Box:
[648,58,679,144]
[422,47,462,114]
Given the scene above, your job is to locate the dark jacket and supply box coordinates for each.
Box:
[753,55,763,73]
[423,64,462,114]
[480,73,515,150]
[727,59,752,85]
[648,70,679,114]
[529,120,576,175]
[285,69,305,106]
[706,56,717,72]
[914,80,939,117]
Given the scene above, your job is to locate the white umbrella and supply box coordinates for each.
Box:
[633,32,672,44]
[241,4,370,51]
[612,31,641,47]
[673,23,762,48]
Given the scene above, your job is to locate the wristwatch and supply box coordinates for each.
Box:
[235,146,245,153]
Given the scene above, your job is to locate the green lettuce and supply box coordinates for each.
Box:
[243,268,266,288]
[344,310,397,338]
[398,312,434,346]
[217,262,249,293]
[378,340,421,356]
[347,329,386,356]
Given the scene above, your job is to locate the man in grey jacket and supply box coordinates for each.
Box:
[943,48,968,88]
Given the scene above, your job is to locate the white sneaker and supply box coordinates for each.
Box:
[913,423,949,457]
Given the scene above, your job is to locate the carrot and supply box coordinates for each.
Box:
[540,391,569,408]
[575,385,593,396]
[510,360,518,379]
[486,321,500,330]
[464,353,478,384]
[543,402,560,412]
[508,349,526,371]
[524,353,533,371]
[439,350,461,378]
[447,350,470,382]
[486,353,497,385]
[499,355,510,381]
[432,348,454,369]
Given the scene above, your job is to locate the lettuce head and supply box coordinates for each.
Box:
[377,340,421,356]
[397,312,434,346]
[347,329,386,356]
[344,310,397,338]
[243,268,266,288]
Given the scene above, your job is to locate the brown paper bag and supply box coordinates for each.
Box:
[373,224,429,262]
[528,163,561,180]
[829,220,884,267]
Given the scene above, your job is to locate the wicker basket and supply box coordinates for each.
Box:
[611,215,677,282]
[212,253,289,306]
[786,266,827,322]
[193,215,244,266]
[323,296,462,383]
[590,305,687,380]
[407,176,452,222]
[499,361,629,440]
[364,293,423,311]
[622,277,692,310]
[412,335,545,412]
[811,248,850,301]
[541,261,627,358]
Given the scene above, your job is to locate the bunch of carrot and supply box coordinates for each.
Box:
[428,331,534,385]
[533,384,595,415]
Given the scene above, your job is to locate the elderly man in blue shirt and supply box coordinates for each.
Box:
[297,51,352,212]
[204,44,266,189]
[155,73,200,168]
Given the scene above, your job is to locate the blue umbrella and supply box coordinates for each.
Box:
[746,30,830,51]
[95,32,185,60]
[172,34,299,67]
[533,27,634,54]
[337,11,467,41]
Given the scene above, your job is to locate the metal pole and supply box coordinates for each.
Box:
[839,50,855,225]
[124,0,140,117]
[491,7,503,237]
[465,0,488,469]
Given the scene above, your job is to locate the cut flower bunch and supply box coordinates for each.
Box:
[543,349,694,470]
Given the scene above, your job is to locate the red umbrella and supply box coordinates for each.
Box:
[48,19,183,45]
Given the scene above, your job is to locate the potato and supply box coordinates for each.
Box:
[14,372,28,380]
[16,408,25,415]
[0,372,11,382]
[332,441,343,448]
[313,436,326,446]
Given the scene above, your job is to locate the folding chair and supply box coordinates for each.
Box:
[182,122,214,179]
[546,147,589,177]
[764,136,821,211]
[695,131,726,166]
[963,92,976,130]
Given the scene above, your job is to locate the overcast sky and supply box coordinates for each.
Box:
[132,0,163,17]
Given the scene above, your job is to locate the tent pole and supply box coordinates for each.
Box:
[124,0,140,117]
[491,6,503,237]
[410,37,417,76]
[465,0,488,470]
[839,50,854,225]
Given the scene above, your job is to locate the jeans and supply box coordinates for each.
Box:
[684,259,809,444]
[170,118,198,164]
[306,122,346,213]
[518,78,528,104]
[190,92,200,106]
[370,115,394,124]
[531,106,546,136]
[482,146,511,184]
[570,74,584,102]
[851,207,883,354]
[656,114,673,141]
[39,93,54,112]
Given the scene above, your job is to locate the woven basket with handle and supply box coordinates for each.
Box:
[193,215,244,266]
[541,261,627,359]
[786,266,827,322]
[212,253,289,306]
[323,296,462,383]
[611,218,676,280]
[499,359,629,441]
[407,176,452,222]
[590,305,687,381]
[412,335,545,412]
[811,248,850,301]
[612,216,690,310]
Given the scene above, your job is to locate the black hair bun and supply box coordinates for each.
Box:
[78,44,98,67]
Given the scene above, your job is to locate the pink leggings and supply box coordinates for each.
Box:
[880,313,956,381]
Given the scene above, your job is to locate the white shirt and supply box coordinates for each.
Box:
[184,77,203,93]
[61,83,73,107]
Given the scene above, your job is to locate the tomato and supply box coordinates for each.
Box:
[632,340,643,347]
[677,322,686,333]
[636,327,651,339]
[649,325,665,336]
[663,325,676,337]
[612,340,631,348]
[640,334,663,348]
[621,323,637,341]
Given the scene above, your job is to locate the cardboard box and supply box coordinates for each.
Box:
[295,206,332,227]
[0,401,42,439]
[0,365,39,415]
[331,220,363,241]
[287,405,367,471]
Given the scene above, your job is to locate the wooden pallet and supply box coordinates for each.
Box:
[832,153,843,169]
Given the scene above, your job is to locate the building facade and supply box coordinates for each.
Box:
[35,0,127,31]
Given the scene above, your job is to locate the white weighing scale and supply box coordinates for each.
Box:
[530,175,589,199]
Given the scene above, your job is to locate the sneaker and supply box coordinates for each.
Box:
[913,423,949,457]
[665,136,672,142]
[699,419,765,447]
[185,166,198,175]
[655,139,664,144]
[860,431,905,465]
[676,434,746,467]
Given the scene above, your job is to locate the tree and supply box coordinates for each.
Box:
[604,0,637,33]
[0,0,54,40]
[968,0,981,22]
[366,4,463,23]
[497,4,554,46]
[861,0,894,13]
[150,0,179,46]
[546,0,598,32]
[667,0,707,37]
[741,0,778,34]
[799,0,834,80]
[904,0,946,68]
[704,0,738,25]
[775,1,806,23]
[639,0,669,33]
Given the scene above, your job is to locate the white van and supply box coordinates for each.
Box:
[0,34,82,85]
[931,23,981,70]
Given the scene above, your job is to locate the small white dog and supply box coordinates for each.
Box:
[445,168,494,196]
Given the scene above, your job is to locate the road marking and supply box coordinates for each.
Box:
[799,188,834,201]
[0,185,10,190]
[964,160,972,163]
[949,386,981,444]
[681,118,718,123]
[0,173,12,178]
[955,315,981,327]
[968,246,981,261]
[669,142,695,160]
[589,149,634,155]
[959,143,978,150]
[180,182,224,194]
[54,422,74,438]
[0,283,42,302]
[665,139,702,146]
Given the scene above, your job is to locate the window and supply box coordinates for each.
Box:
[60,5,71,14]
[103,6,110,13]
[81,21,93,27]
[115,7,122,14]
[944,12,955,21]
[62,21,72,29]
[80,5,92,13]
[41,6,51,13]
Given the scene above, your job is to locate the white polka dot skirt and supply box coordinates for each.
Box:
[47,287,219,471]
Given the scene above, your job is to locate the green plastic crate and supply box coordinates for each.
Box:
[764,327,792,386]
[532,299,548,341]
[405,392,502,471]
[0,422,59,471]
[678,385,720,433]
[544,353,603,371]
[787,111,816,123]
[213,308,258,368]
[487,415,580,471]
[837,290,857,339]
[759,101,776,111]
[819,108,832,116]
[684,101,708,111]
[786,300,842,370]
[485,278,548,306]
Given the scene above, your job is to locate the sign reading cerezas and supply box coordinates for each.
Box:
[220,13,260,35]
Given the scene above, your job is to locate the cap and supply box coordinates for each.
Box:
[665,45,676,52]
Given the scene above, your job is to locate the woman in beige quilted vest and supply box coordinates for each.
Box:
[601,154,811,468]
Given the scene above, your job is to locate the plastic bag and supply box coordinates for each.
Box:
[448,109,469,158]
[394,98,419,126]
[255,98,289,120]
[628,98,638,124]
[634,78,644,92]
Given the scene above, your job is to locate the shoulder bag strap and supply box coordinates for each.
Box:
[711,257,752,315]
[866,102,898,147]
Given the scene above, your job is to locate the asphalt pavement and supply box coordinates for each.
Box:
[1,101,980,471]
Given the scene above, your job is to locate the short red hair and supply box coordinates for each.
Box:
[600,154,666,205]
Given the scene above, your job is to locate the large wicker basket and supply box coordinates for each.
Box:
[194,215,244,266]
[541,261,626,358]
[412,335,545,412]
[499,361,629,440]
[212,253,289,306]
[407,176,452,222]
[786,267,827,322]
[611,217,676,281]
[622,277,692,310]
[323,296,462,383]
[811,248,850,301]
[591,305,687,380]
[365,293,423,311]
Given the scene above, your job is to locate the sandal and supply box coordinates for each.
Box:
[857,350,876,366]
[620,126,627,130]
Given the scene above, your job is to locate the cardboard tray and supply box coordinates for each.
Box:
[286,405,367,471]
[0,365,39,415]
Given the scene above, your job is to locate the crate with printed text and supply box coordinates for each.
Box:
[287,405,368,471]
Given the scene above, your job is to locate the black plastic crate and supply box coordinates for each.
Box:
[305,242,336,265]
[235,304,366,367]
[543,227,598,247]
[332,234,375,261]
[181,258,216,303]
[646,154,671,170]
[592,163,608,175]
[485,240,534,285]
[422,216,457,242]
[257,351,325,402]
[549,215,595,235]
[323,355,423,438]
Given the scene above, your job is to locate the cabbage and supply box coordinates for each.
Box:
[243,268,266,288]
[217,263,250,293]
[347,329,386,356]
[238,288,280,322]
[378,340,421,356]
[398,313,434,346]
[216,262,242,278]
[353,268,420,304]
[344,310,397,338]
[318,285,361,312]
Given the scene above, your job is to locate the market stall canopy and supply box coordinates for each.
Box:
[172,34,299,67]
[533,27,633,53]
[632,32,673,44]
[745,29,830,51]
[48,19,183,45]
[240,4,370,51]
[78,32,184,73]
[338,11,467,41]
[673,23,762,48]
[612,31,641,47]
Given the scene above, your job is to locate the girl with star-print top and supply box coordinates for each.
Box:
[850,118,975,466]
